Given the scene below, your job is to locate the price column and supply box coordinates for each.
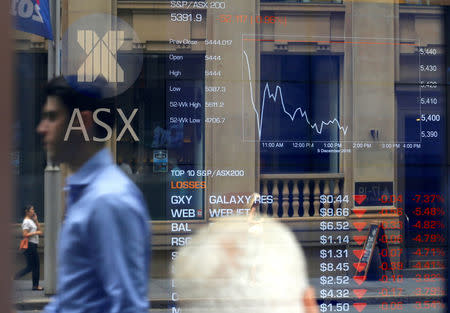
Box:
[318,195,351,313]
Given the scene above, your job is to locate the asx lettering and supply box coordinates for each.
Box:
[64,108,139,142]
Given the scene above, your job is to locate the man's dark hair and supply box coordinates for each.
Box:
[44,76,116,138]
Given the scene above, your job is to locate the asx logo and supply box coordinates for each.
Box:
[77,30,125,83]
[64,108,139,142]
[62,14,143,98]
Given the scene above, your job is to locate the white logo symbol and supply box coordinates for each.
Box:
[10,0,44,23]
[77,30,124,83]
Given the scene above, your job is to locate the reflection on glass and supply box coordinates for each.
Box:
[11,1,449,313]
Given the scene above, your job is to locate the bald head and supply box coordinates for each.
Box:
[173,217,317,313]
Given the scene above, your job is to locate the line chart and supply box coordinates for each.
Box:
[243,50,349,141]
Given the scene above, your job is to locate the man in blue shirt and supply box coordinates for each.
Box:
[37,76,151,313]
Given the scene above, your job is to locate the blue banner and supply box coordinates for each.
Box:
[11,0,53,40]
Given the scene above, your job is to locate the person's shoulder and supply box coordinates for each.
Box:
[92,164,137,193]
[22,218,32,229]
[89,164,147,213]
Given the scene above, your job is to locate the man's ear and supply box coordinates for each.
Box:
[303,287,319,313]
[80,110,94,134]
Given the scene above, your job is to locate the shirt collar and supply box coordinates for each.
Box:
[66,148,113,187]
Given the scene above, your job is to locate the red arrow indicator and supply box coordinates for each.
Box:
[353,303,367,312]
[353,235,367,245]
[353,208,367,218]
[353,249,365,259]
[353,289,367,299]
[353,263,367,272]
[353,222,367,232]
[353,195,367,205]
[353,276,366,285]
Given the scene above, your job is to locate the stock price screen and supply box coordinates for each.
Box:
[16,0,449,313]
[112,1,450,313]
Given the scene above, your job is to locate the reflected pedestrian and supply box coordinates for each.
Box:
[14,205,43,291]
[37,76,151,313]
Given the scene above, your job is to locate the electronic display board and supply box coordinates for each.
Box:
[144,2,449,313]
[11,0,450,313]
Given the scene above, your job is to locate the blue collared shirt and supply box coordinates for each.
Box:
[44,148,151,313]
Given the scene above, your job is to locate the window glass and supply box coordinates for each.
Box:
[116,53,205,220]
[260,54,340,173]
[12,1,450,312]
[14,52,47,222]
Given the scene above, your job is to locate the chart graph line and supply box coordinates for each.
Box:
[243,50,349,140]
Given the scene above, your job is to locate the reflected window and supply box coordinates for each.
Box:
[260,54,340,173]
[116,53,205,220]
